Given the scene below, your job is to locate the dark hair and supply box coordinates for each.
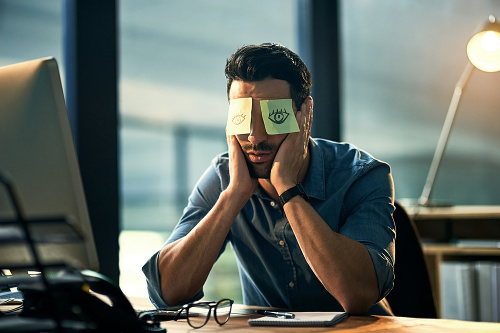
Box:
[225,43,312,108]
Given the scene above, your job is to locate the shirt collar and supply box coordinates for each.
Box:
[301,138,325,200]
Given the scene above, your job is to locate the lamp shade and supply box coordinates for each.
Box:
[467,15,500,72]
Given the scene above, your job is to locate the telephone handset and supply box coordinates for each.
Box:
[18,269,166,332]
[79,270,137,318]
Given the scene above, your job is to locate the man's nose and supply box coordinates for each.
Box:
[247,114,267,146]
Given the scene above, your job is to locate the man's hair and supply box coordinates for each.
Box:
[225,43,312,108]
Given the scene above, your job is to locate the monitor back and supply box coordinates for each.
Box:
[0,58,99,271]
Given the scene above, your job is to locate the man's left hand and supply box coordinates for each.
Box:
[270,97,313,194]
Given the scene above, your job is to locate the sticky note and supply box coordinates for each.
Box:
[226,98,299,135]
[226,97,252,135]
[260,99,299,135]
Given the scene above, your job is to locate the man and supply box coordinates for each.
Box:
[143,43,395,315]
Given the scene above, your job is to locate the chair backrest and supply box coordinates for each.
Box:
[386,201,437,318]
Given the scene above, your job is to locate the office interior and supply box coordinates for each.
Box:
[1,0,500,322]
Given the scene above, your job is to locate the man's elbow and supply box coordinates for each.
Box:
[339,286,379,315]
[160,274,203,307]
[160,280,192,307]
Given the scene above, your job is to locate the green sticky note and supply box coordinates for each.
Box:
[226,97,252,135]
[260,99,299,135]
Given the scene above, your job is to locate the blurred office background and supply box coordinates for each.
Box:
[1,0,499,303]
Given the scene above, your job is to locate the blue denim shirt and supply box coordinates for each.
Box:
[143,139,395,315]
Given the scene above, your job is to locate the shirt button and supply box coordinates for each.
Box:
[279,240,285,246]
[289,282,295,288]
[270,201,276,207]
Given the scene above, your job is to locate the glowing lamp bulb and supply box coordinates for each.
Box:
[481,31,500,52]
[467,16,500,72]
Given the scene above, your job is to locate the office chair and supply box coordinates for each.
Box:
[386,201,437,318]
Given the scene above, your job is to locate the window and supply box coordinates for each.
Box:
[119,0,298,301]
[341,1,500,205]
[0,2,62,68]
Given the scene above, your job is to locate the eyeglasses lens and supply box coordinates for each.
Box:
[215,299,232,325]
[187,304,210,328]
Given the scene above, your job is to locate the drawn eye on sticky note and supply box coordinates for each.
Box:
[226,97,252,135]
[260,99,299,135]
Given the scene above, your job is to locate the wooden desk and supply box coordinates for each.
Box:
[405,205,500,242]
[130,297,500,332]
[405,205,500,219]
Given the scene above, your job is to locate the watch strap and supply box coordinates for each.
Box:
[278,183,308,206]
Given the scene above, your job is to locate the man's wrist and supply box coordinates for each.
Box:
[221,187,252,211]
[278,183,309,207]
[274,180,297,196]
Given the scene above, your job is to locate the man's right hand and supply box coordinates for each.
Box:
[226,134,258,205]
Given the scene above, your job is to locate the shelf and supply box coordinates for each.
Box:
[402,206,500,319]
[424,243,500,256]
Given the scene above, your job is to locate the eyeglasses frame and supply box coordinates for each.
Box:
[172,298,234,329]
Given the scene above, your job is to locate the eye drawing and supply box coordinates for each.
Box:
[268,108,289,124]
[232,114,246,125]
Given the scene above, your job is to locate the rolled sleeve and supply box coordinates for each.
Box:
[142,251,164,308]
[340,163,396,301]
[365,245,395,300]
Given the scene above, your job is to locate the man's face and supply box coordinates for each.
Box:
[228,78,296,179]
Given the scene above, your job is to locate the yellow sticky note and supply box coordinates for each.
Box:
[226,97,252,135]
[260,99,299,135]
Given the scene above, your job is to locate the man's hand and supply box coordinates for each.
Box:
[270,97,313,194]
[226,134,258,202]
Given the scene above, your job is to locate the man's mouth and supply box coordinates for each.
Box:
[246,151,272,163]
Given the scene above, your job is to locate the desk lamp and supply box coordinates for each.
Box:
[418,15,500,206]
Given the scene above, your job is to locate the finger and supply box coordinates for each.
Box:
[303,99,313,138]
[226,129,231,148]
[305,110,312,140]
[228,135,240,156]
[299,110,308,138]
[297,101,310,132]
[227,135,238,160]
[299,100,313,154]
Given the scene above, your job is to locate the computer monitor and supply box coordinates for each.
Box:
[0,58,99,271]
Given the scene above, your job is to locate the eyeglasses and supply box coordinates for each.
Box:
[172,299,234,329]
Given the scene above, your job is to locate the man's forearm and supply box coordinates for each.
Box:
[157,190,248,306]
[283,196,380,314]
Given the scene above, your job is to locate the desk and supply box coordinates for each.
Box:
[405,205,500,219]
[405,205,500,242]
[130,297,500,332]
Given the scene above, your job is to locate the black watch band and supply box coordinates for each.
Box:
[278,183,308,207]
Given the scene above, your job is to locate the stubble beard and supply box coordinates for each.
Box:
[241,142,275,179]
[245,159,272,179]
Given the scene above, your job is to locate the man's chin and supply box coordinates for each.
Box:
[246,161,272,179]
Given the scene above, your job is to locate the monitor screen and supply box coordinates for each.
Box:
[0,58,99,271]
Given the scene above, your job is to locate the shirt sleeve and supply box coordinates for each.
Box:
[142,251,204,308]
[340,162,396,301]
[142,155,229,308]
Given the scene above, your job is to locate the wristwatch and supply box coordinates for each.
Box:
[278,183,309,206]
